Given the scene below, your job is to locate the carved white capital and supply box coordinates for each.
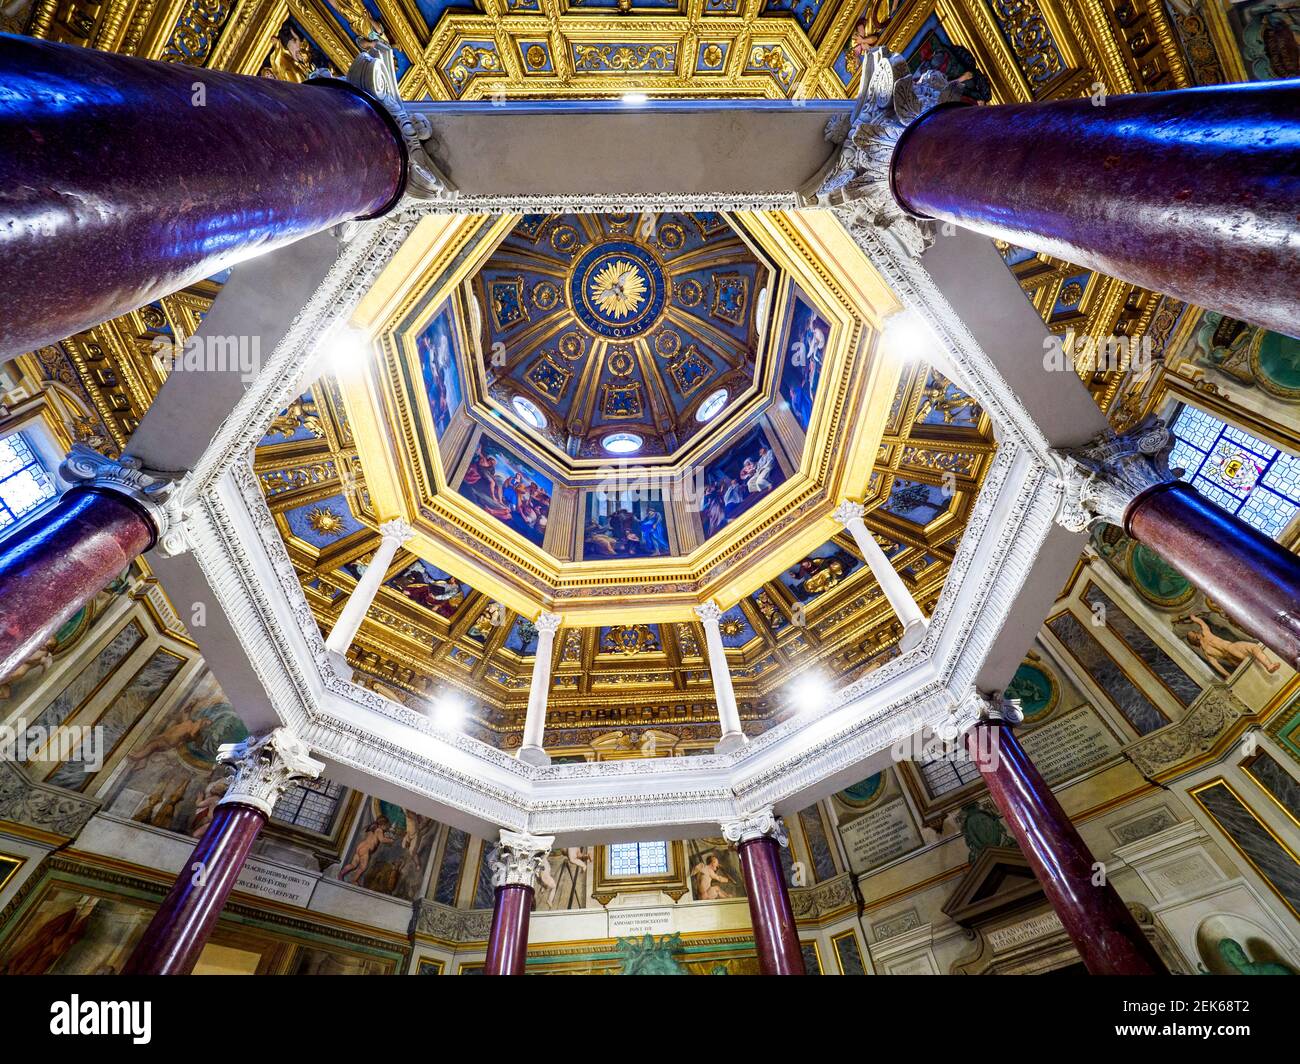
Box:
[694,600,724,625]
[378,517,414,547]
[721,808,788,847]
[216,727,325,816]
[490,829,555,889]
[1052,416,1178,533]
[60,443,195,558]
[344,40,456,203]
[534,611,563,634]
[831,499,866,527]
[976,689,1024,726]
[804,48,961,259]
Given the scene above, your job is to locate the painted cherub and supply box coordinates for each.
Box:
[1177,613,1280,677]
[127,702,209,762]
[341,816,394,883]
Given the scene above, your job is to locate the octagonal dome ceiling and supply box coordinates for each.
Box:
[474,211,772,462]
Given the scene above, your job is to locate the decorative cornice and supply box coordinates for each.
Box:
[1126,684,1252,781]
[721,807,788,847]
[0,760,100,839]
[216,728,325,816]
[60,443,195,558]
[804,49,960,259]
[411,899,493,944]
[490,829,555,889]
[1052,416,1177,533]
[790,871,861,922]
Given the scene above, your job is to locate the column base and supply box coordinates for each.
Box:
[325,649,354,681]
[898,619,928,653]
[517,745,551,766]
[715,731,748,754]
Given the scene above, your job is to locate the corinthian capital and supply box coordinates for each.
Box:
[804,48,960,258]
[694,601,724,625]
[344,39,455,203]
[378,517,414,546]
[831,499,866,526]
[534,611,563,634]
[216,728,325,816]
[490,829,555,889]
[721,807,788,847]
[60,443,195,558]
[1053,416,1178,533]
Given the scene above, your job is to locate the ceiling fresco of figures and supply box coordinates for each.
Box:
[475,211,771,461]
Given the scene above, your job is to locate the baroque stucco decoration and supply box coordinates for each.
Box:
[60,442,196,558]
[1053,416,1178,533]
[805,48,960,259]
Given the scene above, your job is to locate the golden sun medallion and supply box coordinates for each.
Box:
[589,260,647,320]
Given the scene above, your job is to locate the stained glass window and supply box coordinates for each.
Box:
[1168,403,1300,540]
[607,841,669,877]
[271,777,345,834]
[0,432,56,531]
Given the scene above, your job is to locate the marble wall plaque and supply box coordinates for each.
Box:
[235,858,317,907]
[607,907,673,938]
[1019,705,1121,785]
[840,797,923,874]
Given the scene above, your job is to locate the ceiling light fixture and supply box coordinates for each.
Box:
[880,308,934,363]
[428,690,468,731]
[602,431,643,455]
[788,670,832,714]
[621,93,648,105]
[511,395,547,430]
[319,325,371,380]
[695,388,728,423]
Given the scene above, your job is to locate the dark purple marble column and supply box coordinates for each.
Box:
[737,836,805,975]
[484,884,533,975]
[1126,482,1300,671]
[966,721,1168,975]
[893,80,1300,336]
[0,34,407,359]
[122,803,267,975]
[0,489,154,683]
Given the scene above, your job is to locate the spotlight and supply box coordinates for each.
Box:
[788,670,832,713]
[880,308,934,363]
[320,324,371,380]
[428,690,468,731]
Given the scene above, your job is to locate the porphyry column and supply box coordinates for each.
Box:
[722,810,804,975]
[0,34,415,358]
[1056,417,1300,670]
[484,829,554,975]
[122,729,324,975]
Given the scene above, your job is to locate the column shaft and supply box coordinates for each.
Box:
[0,490,154,682]
[700,615,745,751]
[1126,482,1300,670]
[325,530,405,657]
[966,722,1168,975]
[484,884,533,975]
[842,513,926,646]
[519,623,558,764]
[737,836,804,975]
[122,803,267,975]
[892,81,1300,336]
[0,35,406,359]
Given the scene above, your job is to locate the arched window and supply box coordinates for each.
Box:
[1167,402,1300,540]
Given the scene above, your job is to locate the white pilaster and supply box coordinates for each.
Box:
[518,611,562,766]
[324,518,413,665]
[832,500,927,652]
[694,601,747,753]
